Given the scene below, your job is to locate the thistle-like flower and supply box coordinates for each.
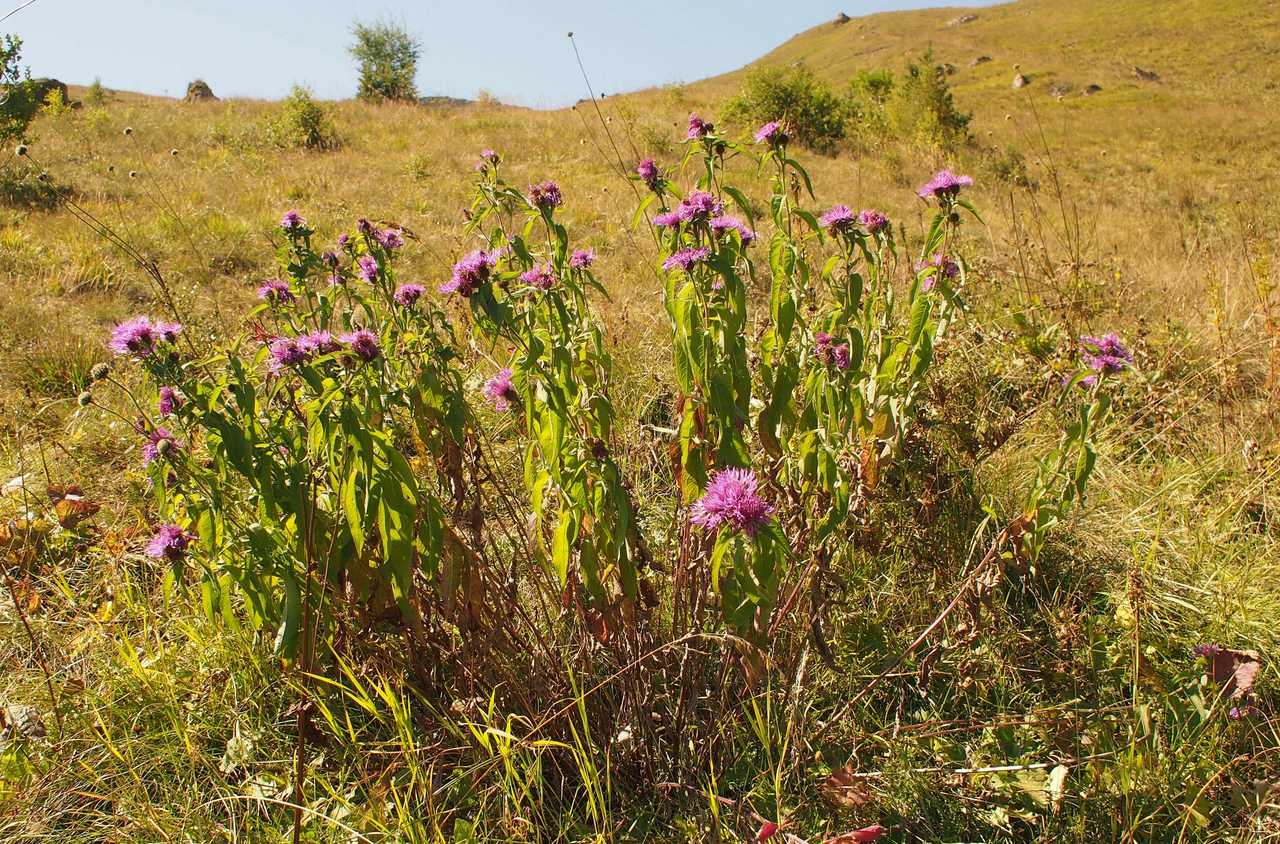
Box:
[691,468,775,538]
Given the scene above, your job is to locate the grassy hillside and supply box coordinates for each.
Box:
[1,1,1279,841]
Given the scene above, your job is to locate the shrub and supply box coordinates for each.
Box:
[723,64,847,150]
[883,50,971,148]
[0,34,38,143]
[266,85,339,150]
[349,20,421,103]
[84,77,108,107]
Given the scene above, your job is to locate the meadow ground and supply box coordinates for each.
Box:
[1,0,1280,840]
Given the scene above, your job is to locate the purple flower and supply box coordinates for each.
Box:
[814,332,851,369]
[157,386,181,417]
[394,283,426,307]
[356,254,379,283]
[340,329,381,362]
[376,228,405,250]
[710,215,755,246]
[1080,333,1132,376]
[663,247,711,272]
[142,426,179,465]
[267,336,307,373]
[483,367,519,412]
[529,180,563,211]
[570,248,595,269]
[1194,644,1224,658]
[653,210,682,228]
[480,148,500,164]
[109,316,182,358]
[321,250,339,268]
[356,218,375,236]
[146,523,194,561]
[859,209,889,234]
[520,264,556,290]
[677,190,722,224]
[257,278,294,305]
[440,249,497,297]
[917,169,973,200]
[916,253,959,290]
[753,120,786,145]
[636,158,660,190]
[337,233,351,249]
[280,209,306,231]
[820,205,857,237]
[690,468,775,538]
[687,113,712,140]
[298,331,339,357]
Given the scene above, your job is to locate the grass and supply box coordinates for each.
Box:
[2,0,1279,840]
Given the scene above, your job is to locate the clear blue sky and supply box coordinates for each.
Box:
[9,0,1000,107]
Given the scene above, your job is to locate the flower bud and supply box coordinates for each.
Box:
[90,362,110,381]
[15,144,27,157]
[170,148,179,156]
[155,437,174,457]
[123,126,133,136]
[77,391,93,407]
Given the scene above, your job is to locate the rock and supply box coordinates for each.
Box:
[30,78,68,105]
[184,79,218,102]
[942,63,957,76]
[970,55,993,67]
[421,95,472,107]
[1012,73,1031,89]
[948,13,979,26]
[833,11,850,24]
[1084,84,1103,95]
[1132,65,1159,82]
[1049,83,1072,99]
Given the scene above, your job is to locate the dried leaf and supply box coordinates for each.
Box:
[1209,647,1261,700]
[821,765,873,810]
[1047,764,1069,813]
[0,704,47,740]
[54,493,100,529]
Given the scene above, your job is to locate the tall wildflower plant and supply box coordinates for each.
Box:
[449,152,649,630]
[104,210,476,658]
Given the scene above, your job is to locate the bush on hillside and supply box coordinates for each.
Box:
[0,34,39,143]
[267,85,339,151]
[349,20,421,103]
[882,50,972,148]
[723,64,847,150]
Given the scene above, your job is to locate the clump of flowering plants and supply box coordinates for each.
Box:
[452,153,648,627]
[102,209,476,657]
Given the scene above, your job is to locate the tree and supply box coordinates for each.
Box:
[349,20,421,103]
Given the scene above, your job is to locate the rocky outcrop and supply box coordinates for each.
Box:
[833,12,850,24]
[948,13,979,26]
[1012,73,1031,89]
[1084,84,1103,95]
[184,79,218,102]
[1132,66,1159,82]
[970,55,993,67]
[30,78,68,105]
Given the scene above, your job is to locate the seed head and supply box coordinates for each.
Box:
[14,143,26,157]
[90,362,110,381]
[77,391,93,407]
[155,437,174,457]
[129,170,138,178]
[170,148,179,156]
[123,126,133,136]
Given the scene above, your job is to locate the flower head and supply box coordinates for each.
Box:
[570,248,595,269]
[483,367,519,412]
[298,331,339,356]
[109,316,182,358]
[393,283,426,307]
[157,386,181,417]
[257,278,294,304]
[280,209,306,231]
[356,254,379,283]
[480,148,500,164]
[267,336,307,373]
[753,120,787,145]
[321,250,339,268]
[356,218,375,236]
[142,426,179,465]
[440,249,497,297]
[814,332,851,369]
[916,253,959,289]
[663,246,711,273]
[529,180,563,211]
[146,523,194,561]
[1079,333,1132,376]
[710,215,756,246]
[337,233,351,249]
[376,228,405,250]
[636,158,660,190]
[677,190,722,224]
[520,264,556,291]
[340,328,381,362]
[652,210,682,228]
[917,169,973,200]
[820,205,857,237]
[859,209,889,234]
[686,113,713,140]
[691,468,775,537]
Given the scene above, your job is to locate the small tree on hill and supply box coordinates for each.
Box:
[0,34,38,143]
[349,20,421,103]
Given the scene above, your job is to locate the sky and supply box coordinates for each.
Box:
[8,0,1002,107]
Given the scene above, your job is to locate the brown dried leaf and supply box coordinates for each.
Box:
[1210,647,1261,700]
[821,765,874,810]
